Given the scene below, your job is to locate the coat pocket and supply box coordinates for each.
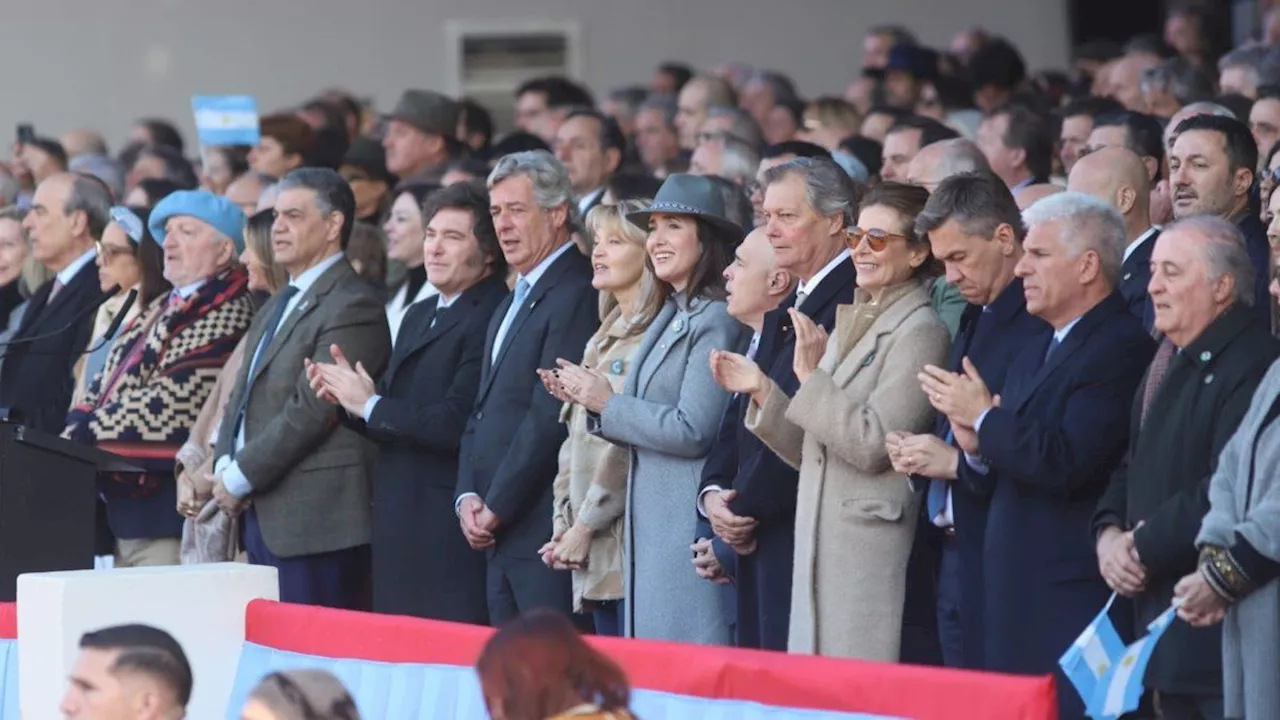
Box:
[839,498,905,523]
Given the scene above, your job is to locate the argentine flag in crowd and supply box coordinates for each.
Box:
[1059,593,1182,720]
[191,95,260,147]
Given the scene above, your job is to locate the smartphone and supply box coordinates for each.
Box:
[15,124,34,145]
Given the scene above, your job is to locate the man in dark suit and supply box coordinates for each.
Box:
[976,104,1054,191]
[701,158,856,651]
[211,168,392,609]
[308,181,507,623]
[1094,218,1279,719]
[0,173,110,433]
[922,191,1155,719]
[891,173,1049,670]
[1069,147,1160,329]
[1168,114,1270,326]
[455,150,599,623]
[556,110,623,222]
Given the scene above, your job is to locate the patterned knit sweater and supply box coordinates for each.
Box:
[66,268,255,488]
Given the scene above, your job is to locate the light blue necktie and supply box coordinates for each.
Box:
[926,428,953,521]
[491,279,530,365]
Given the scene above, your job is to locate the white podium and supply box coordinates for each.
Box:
[16,563,277,719]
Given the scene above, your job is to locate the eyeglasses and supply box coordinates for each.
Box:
[95,241,134,263]
[846,227,908,251]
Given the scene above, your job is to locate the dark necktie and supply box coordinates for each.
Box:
[430,304,447,328]
[230,285,300,446]
[1140,337,1177,427]
[1043,335,1062,365]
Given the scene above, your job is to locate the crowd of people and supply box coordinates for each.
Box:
[6,4,1280,720]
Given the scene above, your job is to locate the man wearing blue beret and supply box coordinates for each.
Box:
[66,189,256,567]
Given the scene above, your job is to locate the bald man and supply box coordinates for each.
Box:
[1013,183,1063,211]
[905,138,992,192]
[1068,146,1158,326]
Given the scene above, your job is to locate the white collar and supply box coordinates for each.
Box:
[577,188,604,215]
[1054,315,1083,343]
[288,252,345,294]
[797,249,850,299]
[172,279,207,300]
[56,247,98,287]
[1123,226,1158,264]
[518,240,575,289]
[436,292,459,309]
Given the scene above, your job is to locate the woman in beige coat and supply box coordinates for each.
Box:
[538,200,666,635]
[712,182,950,661]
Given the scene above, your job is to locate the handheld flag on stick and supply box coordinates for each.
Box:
[1059,592,1125,709]
[1087,602,1181,720]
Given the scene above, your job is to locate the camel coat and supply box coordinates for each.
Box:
[551,307,644,611]
[746,281,949,661]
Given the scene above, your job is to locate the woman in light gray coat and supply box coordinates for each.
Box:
[557,175,748,645]
[1175,359,1280,720]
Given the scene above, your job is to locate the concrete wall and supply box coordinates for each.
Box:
[0,0,1068,150]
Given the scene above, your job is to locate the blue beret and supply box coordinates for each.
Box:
[148,189,247,252]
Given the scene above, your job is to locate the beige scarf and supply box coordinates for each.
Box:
[832,278,922,361]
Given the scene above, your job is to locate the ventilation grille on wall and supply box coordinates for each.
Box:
[445,21,583,136]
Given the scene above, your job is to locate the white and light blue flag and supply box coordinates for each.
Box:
[191,95,260,146]
[1087,601,1181,720]
[1059,592,1126,709]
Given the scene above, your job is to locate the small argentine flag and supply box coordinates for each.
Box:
[1059,592,1125,708]
[191,95,260,147]
[1087,601,1181,720]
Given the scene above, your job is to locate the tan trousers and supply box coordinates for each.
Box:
[114,538,181,568]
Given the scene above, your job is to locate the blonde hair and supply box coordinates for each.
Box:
[0,206,50,296]
[586,199,668,336]
[805,96,861,136]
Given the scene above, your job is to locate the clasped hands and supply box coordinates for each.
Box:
[458,495,500,550]
[703,489,758,556]
[539,359,613,413]
[918,357,998,456]
[539,523,593,571]
[1096,524,1148,598]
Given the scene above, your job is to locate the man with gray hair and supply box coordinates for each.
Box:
[690,132,760,187]
[905,138,992,193]
[1141,57,1217,120]
[921,191,1154,717]
[740,70,799,129]
[702,155,855,651]
[455,150,598,623]
[1219,45,1280,99]
[1094,216,1280,720]
[701,106,765,151]
[0,173,110,433]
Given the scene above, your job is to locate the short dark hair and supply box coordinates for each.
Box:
[887,116,960,149]
[489,132,550,159]
[135,144,198,189]
[459,99,495,149]
[563,109,626,155]
[915,171,1025,243]
[1214,94,1256,125]
[136,119,185,155]
[209,145,252,180]
[278,167,357,249]
[445,157,493,183]
[1093,111,1167,178]
[606,172,663,203]
[763,141,831,161]
[969,37,1027,91]
[1058,96,1125,122]
[657,62,695,92]
[420,179,507,278]
[30,138,68,170]
[991,104,1053,182]
[515,76,595,110]
[840,136,883,177]
[134,178,184,208]
[79,624,192,707]
[1172,114,1258,177]
[866,105,910,124]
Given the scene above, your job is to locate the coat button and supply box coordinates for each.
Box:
[475,411,484,420]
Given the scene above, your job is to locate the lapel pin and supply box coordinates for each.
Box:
[1204,373,1215,385]
[1199,351,1211,363]
[610,359,625,374]
[673,318,685,332]
[1123,272,1132,281]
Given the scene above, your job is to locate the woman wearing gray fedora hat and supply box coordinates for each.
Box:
[555,174,750,645]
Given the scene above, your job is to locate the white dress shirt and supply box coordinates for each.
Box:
[361,291,463,421]
[56,248,98,288]
[1123,226,1158,265]
[796,249,850,307]
[386,273,438,347]
[219,252,347,499]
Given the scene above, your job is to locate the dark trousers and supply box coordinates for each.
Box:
[1129,692,1224,720]
[900,518,943,666]
[241,507,370,610]
[592,600,624,637]
[936,535,966,668]
[735,522,792,651]
[486,552,574,625]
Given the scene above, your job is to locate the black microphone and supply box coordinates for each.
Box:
[0,284,122,351]
[79,288,138,356]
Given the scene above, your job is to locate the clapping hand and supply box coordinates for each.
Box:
[709,350,767,399]
[537,368,573,404]
[305,345,375,416]
[790,308,828,383]
[555,359,614,413]
[919,357,994,428]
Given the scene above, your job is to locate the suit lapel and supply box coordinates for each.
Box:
[382,299,438,386]
[478,294,510,393]
[1011,293,1122,411]
[248,261,349,387]
[626,302,675,397]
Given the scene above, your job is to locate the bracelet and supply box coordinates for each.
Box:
[1199,545,1251,603]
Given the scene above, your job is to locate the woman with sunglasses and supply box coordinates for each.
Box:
[71,205,170,408]
[712,182,950,661]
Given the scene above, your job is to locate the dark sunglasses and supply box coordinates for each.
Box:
[846,227,908,251]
